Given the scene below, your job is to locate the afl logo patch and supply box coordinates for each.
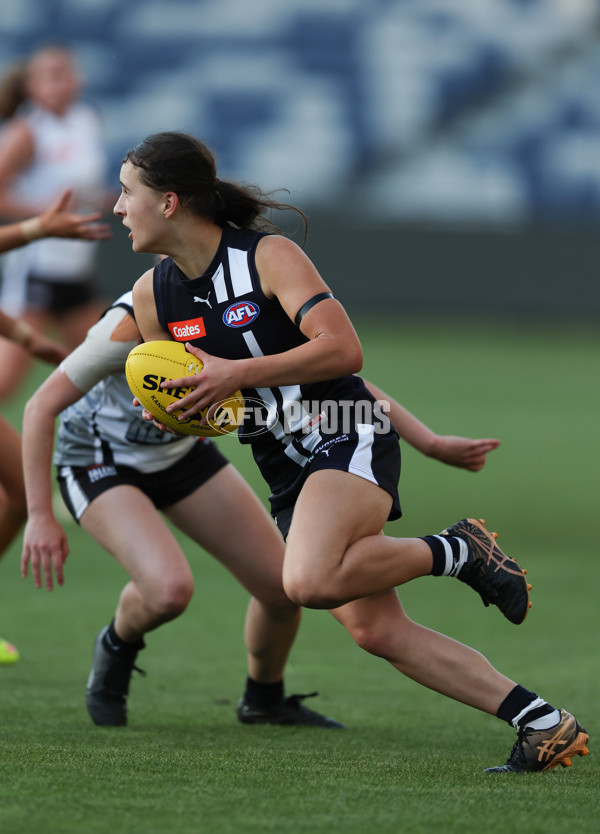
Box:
[223,301,260,328]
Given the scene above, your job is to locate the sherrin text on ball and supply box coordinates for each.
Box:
[125,341,244,437]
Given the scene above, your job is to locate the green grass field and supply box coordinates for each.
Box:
[0,316,598,834]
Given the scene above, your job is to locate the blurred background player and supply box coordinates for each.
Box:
[0,44,113,402]
[0,188,110,664]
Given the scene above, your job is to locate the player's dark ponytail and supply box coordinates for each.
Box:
[123,131,306,239]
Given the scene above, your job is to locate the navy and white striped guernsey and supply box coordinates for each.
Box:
[153,224,400,513]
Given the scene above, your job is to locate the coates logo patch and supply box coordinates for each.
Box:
[168,317,206,341]
[223,301,260,328]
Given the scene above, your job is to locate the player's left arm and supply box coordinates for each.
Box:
[364,379,500,472]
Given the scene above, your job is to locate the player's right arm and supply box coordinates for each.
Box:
[21,307,140,590]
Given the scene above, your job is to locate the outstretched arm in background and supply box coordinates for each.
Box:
[363,379,500,472]
[0,188,110,254]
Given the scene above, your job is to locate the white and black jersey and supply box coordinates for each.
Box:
[55,291,227,520]
[56,291,199,473]
[153,225,401,526]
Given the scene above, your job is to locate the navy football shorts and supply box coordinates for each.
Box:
[57,438,228,522]
[27,274,98,316]
[271,423,402,540]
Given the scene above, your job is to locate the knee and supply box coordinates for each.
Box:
[283,568,338,609]
[146,576,194,622]
[349,624,392,659]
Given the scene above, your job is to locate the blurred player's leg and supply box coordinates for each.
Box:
[166,463,344,728]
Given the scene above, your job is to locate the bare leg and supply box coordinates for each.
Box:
[80,486,195,641]
[284,469,433,608]
[330,590,515,714]
[165,463,300,683]
[0,415,27,555]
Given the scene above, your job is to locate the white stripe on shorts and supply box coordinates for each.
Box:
[348,423,378,486]
[59,465,90,521]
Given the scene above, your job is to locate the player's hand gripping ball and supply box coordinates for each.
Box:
[126,341,245,437]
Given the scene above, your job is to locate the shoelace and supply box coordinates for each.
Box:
[504,731,529,769]
[286,692,319,710]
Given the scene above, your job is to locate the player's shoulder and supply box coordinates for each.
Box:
[132,267,156,294]
[255,233,305,266]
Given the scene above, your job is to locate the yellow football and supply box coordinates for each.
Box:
[125,341,245,437]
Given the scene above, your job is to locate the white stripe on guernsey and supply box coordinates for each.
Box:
[212,263,228,304]
[241,330,320,467]
[348,424,378,486]
[228,247,253,297]
[511,697,547,730]
[242,330,310,436]
[93,434,104,466]
[431,535,455,576]
[60,466,89,521]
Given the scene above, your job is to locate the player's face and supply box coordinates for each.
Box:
[114,162,168,254]
[26,50,81,115]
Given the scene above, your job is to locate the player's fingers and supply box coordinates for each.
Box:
[473,438,501,451]
[174,400,207,420]
[40,547,55,591]
[53,189,74,212]
[77,211,103,224]
[183,341,208,362]
[21,546,30,578]
[30,548,43,589]
[162,374,201,389]
[80,223,112,240]
[165,388,209,415]
[52,551,65,586]
[465,460,485,472]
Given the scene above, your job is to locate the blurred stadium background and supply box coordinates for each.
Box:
[2,0,600,317]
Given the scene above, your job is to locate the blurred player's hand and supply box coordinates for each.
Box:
[39,189,112,240]
[428,436,500,471]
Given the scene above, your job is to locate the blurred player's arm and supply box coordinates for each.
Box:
[363,379,500,472]
[0,189,110,253]
[0,309,68,365]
